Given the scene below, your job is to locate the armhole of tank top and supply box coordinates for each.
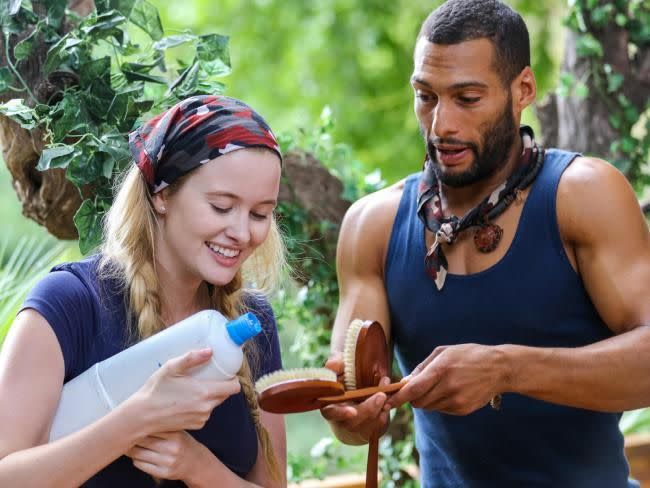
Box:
[384,174,418,283]
[546,151,582,278]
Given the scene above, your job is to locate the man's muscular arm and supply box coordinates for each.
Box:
[322,183,402,444]
[501,157,650,411]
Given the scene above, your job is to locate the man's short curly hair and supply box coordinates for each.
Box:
[418,0,530,86]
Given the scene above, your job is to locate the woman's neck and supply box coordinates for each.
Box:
[155,261,211,326]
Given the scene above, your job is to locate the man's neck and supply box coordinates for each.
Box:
[441,138,523,216]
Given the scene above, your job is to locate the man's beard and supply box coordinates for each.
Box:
[425,94,518,188]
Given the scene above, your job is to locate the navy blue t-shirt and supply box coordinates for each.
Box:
[21,255,283,487]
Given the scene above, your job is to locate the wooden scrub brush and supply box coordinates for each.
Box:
[255,320,405,488]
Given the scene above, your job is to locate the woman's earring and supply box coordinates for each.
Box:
[159,206,166,213]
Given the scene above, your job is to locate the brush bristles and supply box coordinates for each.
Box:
[255,367,337,393]
[343,319,365,390]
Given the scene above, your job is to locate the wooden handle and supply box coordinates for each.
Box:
[317,380,405,404]
[366,433,379,488]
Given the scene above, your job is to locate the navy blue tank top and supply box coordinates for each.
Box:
[385,149,635,487]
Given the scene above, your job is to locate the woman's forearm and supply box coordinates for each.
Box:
[0,400,147,487]
[186,442,263,488]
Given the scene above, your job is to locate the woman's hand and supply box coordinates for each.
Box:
[129,349,241,435]
[127,431,207,484]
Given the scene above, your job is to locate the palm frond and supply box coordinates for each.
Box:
[0,238,74,348]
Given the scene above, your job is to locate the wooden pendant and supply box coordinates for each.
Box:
[474,223,503,253]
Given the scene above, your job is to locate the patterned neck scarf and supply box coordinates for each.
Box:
[129,95,281,193]
[417,126,544,290]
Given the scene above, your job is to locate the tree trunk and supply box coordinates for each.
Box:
[0,118,81,238]
[536,18,649,173]
[0,0,94,239]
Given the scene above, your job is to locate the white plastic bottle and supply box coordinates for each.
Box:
[49,309,261,441]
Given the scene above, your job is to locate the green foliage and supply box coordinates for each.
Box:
[287,436,366,483]
[274,109,385,368]
[563,0,650,185]
[379,434,419,488]
[0,0,232,253]
[152,0,566,184]
[621,408,650,436]
[0,238,73,348]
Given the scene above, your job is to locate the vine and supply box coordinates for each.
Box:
[562,0,649,192]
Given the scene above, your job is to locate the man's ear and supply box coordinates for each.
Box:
[511,66,536,113]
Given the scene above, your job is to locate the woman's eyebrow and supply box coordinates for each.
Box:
[205,191,277,206]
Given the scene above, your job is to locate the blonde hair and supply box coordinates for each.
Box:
[100,157,285,482]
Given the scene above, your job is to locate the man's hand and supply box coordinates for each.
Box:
[319,355,391,445]
[387,344,510,415]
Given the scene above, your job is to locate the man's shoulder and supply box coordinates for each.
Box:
[558,155,629,199]
[557,155,639,243]
[337,176,415,273]
[344,176,411,231]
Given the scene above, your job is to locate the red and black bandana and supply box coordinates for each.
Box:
[128,95,282,193]
[417,126,545,290]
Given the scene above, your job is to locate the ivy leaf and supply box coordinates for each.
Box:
[120,53,163,74]
[121,69,167,84]
[80,10,126,44]
[0,98,37,129]
[74,199,105,255]
[51,93,85,141]
[36,145,77,171]
[106,88,150,132]
[557,72,575,98]
[95,0,137,17]
[153,33,196,50]
[0,67,14,91]
[625,105,640,124]
[120,55,167,85]
[129,0,163,41]
[80,56,111,88]
[46,0,67,29]
[574,82,589,99]
[606,72,624,93]
[609,114,622,130]
[575,34,603,58]
[197,79,226,95]
[14,25,39,61]
[168,60,199,96]
[590,4,614,28]
[97,134,131,177]
[66,146,104,187]
[8,0,21,16]
[200,59,231,78]
[44,35,83,74]
[197,34,230,65]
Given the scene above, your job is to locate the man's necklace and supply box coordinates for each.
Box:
[417,127,545,290]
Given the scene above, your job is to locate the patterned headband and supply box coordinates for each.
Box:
[128,95,282,193]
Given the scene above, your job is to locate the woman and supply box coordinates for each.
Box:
[0,95,287,487]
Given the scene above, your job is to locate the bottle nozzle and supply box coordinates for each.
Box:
[226,312,262,346]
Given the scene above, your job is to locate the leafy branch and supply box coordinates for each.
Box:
[0,0,231,252]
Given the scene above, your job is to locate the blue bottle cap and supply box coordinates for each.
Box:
[226,312,262,346]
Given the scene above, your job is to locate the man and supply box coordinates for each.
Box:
[320,1,650,486]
